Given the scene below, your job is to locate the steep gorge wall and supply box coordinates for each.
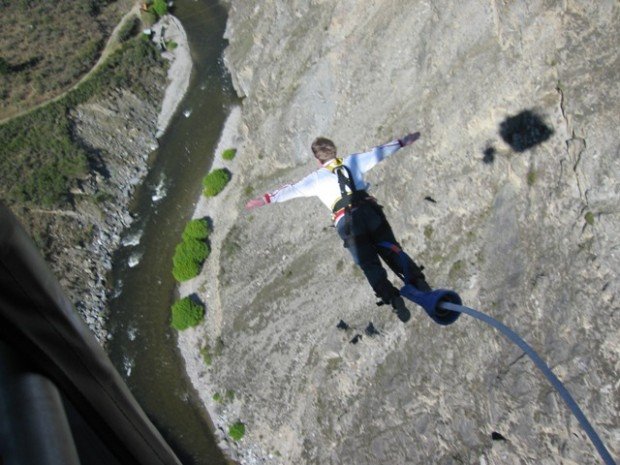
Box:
[185,1,619,464]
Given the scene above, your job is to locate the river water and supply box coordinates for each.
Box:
[107,1,236,464]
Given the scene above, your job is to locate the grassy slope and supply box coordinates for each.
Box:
[0,0,133,120]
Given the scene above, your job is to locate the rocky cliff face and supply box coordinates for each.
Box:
[186,1,619,464]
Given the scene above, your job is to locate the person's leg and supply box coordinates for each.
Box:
[336,215,400,304]
[368,205,432,291]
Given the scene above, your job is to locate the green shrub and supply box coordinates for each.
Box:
[526,169,537,186]
[213,392,222,402]
[228,421,245,441]
[180,238,209,261]
[172,239,210,282]
[182,218,211,241]
[151,0,168,17]
[222,148,237,161]
[202,168,230,197]
[584,211,595,226]
[170,297,205,330]
[172,253,201,282]
[164,40,178,51]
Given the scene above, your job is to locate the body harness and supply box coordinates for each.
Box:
[325,158,373,231]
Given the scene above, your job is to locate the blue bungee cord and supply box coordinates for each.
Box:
[378,242,617,465]
[439,300,616,465]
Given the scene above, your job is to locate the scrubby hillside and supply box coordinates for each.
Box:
[0,0,134,120]
[0,3,178,342]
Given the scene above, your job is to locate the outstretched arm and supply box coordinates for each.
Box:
[244,172,319,211]
[353,131,421,173]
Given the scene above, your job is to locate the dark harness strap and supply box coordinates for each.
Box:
[332,191,372,213]
[334,165,355,236]
[335,165,355,196]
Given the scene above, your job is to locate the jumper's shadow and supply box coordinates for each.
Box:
[499,110,553,152]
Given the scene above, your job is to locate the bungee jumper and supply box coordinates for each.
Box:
[243,135,617,465]
[245,132,430,323]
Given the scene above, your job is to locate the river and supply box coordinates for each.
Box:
[107,1,236,464]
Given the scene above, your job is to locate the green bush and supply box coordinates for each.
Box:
[172,239,210,282]
[222,148,237,161]
[152,0,168,17]
[164,40,178,51]
[182,218,210,241]
[228,421,245,441]
[170,297,204,330]
[202,168,230,197]
[180,238,209,261]
[172,253,201,282]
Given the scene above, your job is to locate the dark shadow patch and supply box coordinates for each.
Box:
[482,146,496,164]
[491,431,507,441]
[365,322,380,337]
[349,334,362,344]
[336,319,350,331]
[499,110,553,152]
[86,148,111,180]
[9,56,42,73]
[201,216,214,234]
[187,293,204,307]
[424,196,437,203]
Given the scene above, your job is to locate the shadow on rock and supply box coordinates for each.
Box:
[187,293,205,307]
[499,110,553,152]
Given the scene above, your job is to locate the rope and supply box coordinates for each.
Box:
[437,300,617,465]
[380,242,615,463]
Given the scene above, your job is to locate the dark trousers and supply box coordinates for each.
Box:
[336,202,427,303]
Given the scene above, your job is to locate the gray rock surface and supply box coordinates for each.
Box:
[187,1,619,464]
[62,86,162,342]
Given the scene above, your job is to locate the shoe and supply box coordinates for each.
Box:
[390,295,411,323]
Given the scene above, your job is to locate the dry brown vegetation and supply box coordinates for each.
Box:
[0,0,133,120]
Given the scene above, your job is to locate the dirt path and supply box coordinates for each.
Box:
[0,2,141,125]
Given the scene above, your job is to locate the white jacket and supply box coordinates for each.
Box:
[264,140,402,222]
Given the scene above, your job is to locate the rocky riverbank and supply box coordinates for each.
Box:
[178,1,619,464]
[55,14,192,344]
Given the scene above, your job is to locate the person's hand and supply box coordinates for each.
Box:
[245,197,267,211]
[399,132,421,147]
